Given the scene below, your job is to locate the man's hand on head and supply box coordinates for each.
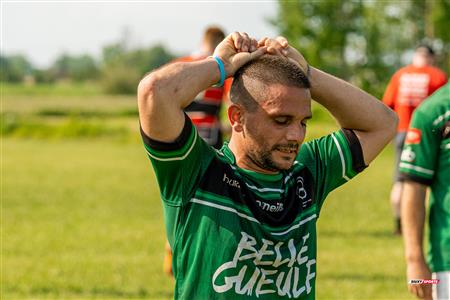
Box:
[258,36,309,76]
[213,32,267,77]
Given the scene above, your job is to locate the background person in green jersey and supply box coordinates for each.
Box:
[383,45,447,235]
[400,83,450,300]
[137,33,397,299]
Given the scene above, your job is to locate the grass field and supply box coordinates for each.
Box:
[2,90,416,299]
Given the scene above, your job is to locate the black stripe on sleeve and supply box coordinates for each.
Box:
[341,128,367,173]
[398,172,433,186]
[140,113,193,151]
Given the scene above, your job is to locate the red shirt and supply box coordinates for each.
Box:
[383,65,447,132]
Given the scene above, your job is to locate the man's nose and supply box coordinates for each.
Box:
[286,124,304,142]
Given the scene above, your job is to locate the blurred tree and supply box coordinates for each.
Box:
[273,0,450,97]
[0,55,33,82]
[102,43,126,66]
[51,54,100,82]
[427,0,450,71]
[32,68,56,84]
[101,43,174,94]
[274,1,364,78]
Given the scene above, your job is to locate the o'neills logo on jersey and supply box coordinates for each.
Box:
[212,231,316,298]
[256,200,284,212]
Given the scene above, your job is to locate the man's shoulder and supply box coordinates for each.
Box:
[426,65,447,77]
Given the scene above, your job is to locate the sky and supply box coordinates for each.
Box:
[2,1,278,68]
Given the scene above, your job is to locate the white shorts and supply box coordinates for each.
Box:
[433,271,450,300]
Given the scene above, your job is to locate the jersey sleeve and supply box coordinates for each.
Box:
[140,113,216,206]
[298,129,367,212]
[398,110,439,185]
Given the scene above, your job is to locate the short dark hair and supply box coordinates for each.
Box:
[203,26,226,49]
[230,55,310,111]
[415,44,435,56]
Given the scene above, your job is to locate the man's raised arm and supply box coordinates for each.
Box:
[259,37,398,165]
[137,32,266,143]
[308,67,398,164]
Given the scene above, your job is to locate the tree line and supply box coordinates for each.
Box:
[273,0,450,97]
[0,42,175,94]
[2,0,449,96]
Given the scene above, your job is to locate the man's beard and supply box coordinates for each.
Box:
[246,142,299,172]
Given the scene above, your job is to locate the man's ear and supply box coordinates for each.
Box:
[228,104,244,132]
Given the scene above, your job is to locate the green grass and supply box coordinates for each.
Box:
[1,82,103,97]
[3,138,174,299]
[2,90,416,299]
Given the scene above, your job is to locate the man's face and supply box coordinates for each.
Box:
[413,47,434,66]
[241,83,312,173]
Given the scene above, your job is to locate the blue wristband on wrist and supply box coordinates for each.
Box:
[210,56,226,87]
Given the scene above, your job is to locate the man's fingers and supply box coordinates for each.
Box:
[250,38,258,52]
[416,285,424,298]
[263,38,287,57]
[231,32,243,49]
[423,284,432,300]
[239,32,250,52]
[248,46,267,61]
[415,284,432,299]
[258,37,268,47]
[275,36,289,48]
[267,46,283,57]
[408,284,417,297]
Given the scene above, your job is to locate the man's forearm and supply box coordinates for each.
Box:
[401,181,427,262]
[309,67,395,132]
[138,32,264,143]
[309,67,397,163]
[141,59,221,110]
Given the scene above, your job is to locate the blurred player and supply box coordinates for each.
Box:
[383,45,447,235]
[400,83,449,300]
[174,25,231,148]
[163,26,231,275]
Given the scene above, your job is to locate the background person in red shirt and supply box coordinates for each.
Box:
[163,26,231,275]
[383,44,447,235]
[173,26,232,149]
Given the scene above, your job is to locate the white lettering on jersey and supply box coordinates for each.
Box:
[212,231,316,298]
[398,73,430,106]
[223,173,241,189]
[255,200,284,213]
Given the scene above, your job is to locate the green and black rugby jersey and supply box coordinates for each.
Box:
[141,113,366,300]
[399,83,450,273]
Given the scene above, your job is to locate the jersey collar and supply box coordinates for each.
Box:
[221,142,283,182]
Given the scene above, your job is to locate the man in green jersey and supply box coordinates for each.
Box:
[137,33,398,299]
[400,83,450,300]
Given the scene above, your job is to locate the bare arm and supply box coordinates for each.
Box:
[259,37,398,165]
[138,60,220,142]
[308,67,398,164]
[138,32,266,142]
[401,181,432,300]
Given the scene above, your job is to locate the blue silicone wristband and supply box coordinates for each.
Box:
[211,56,226,87]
